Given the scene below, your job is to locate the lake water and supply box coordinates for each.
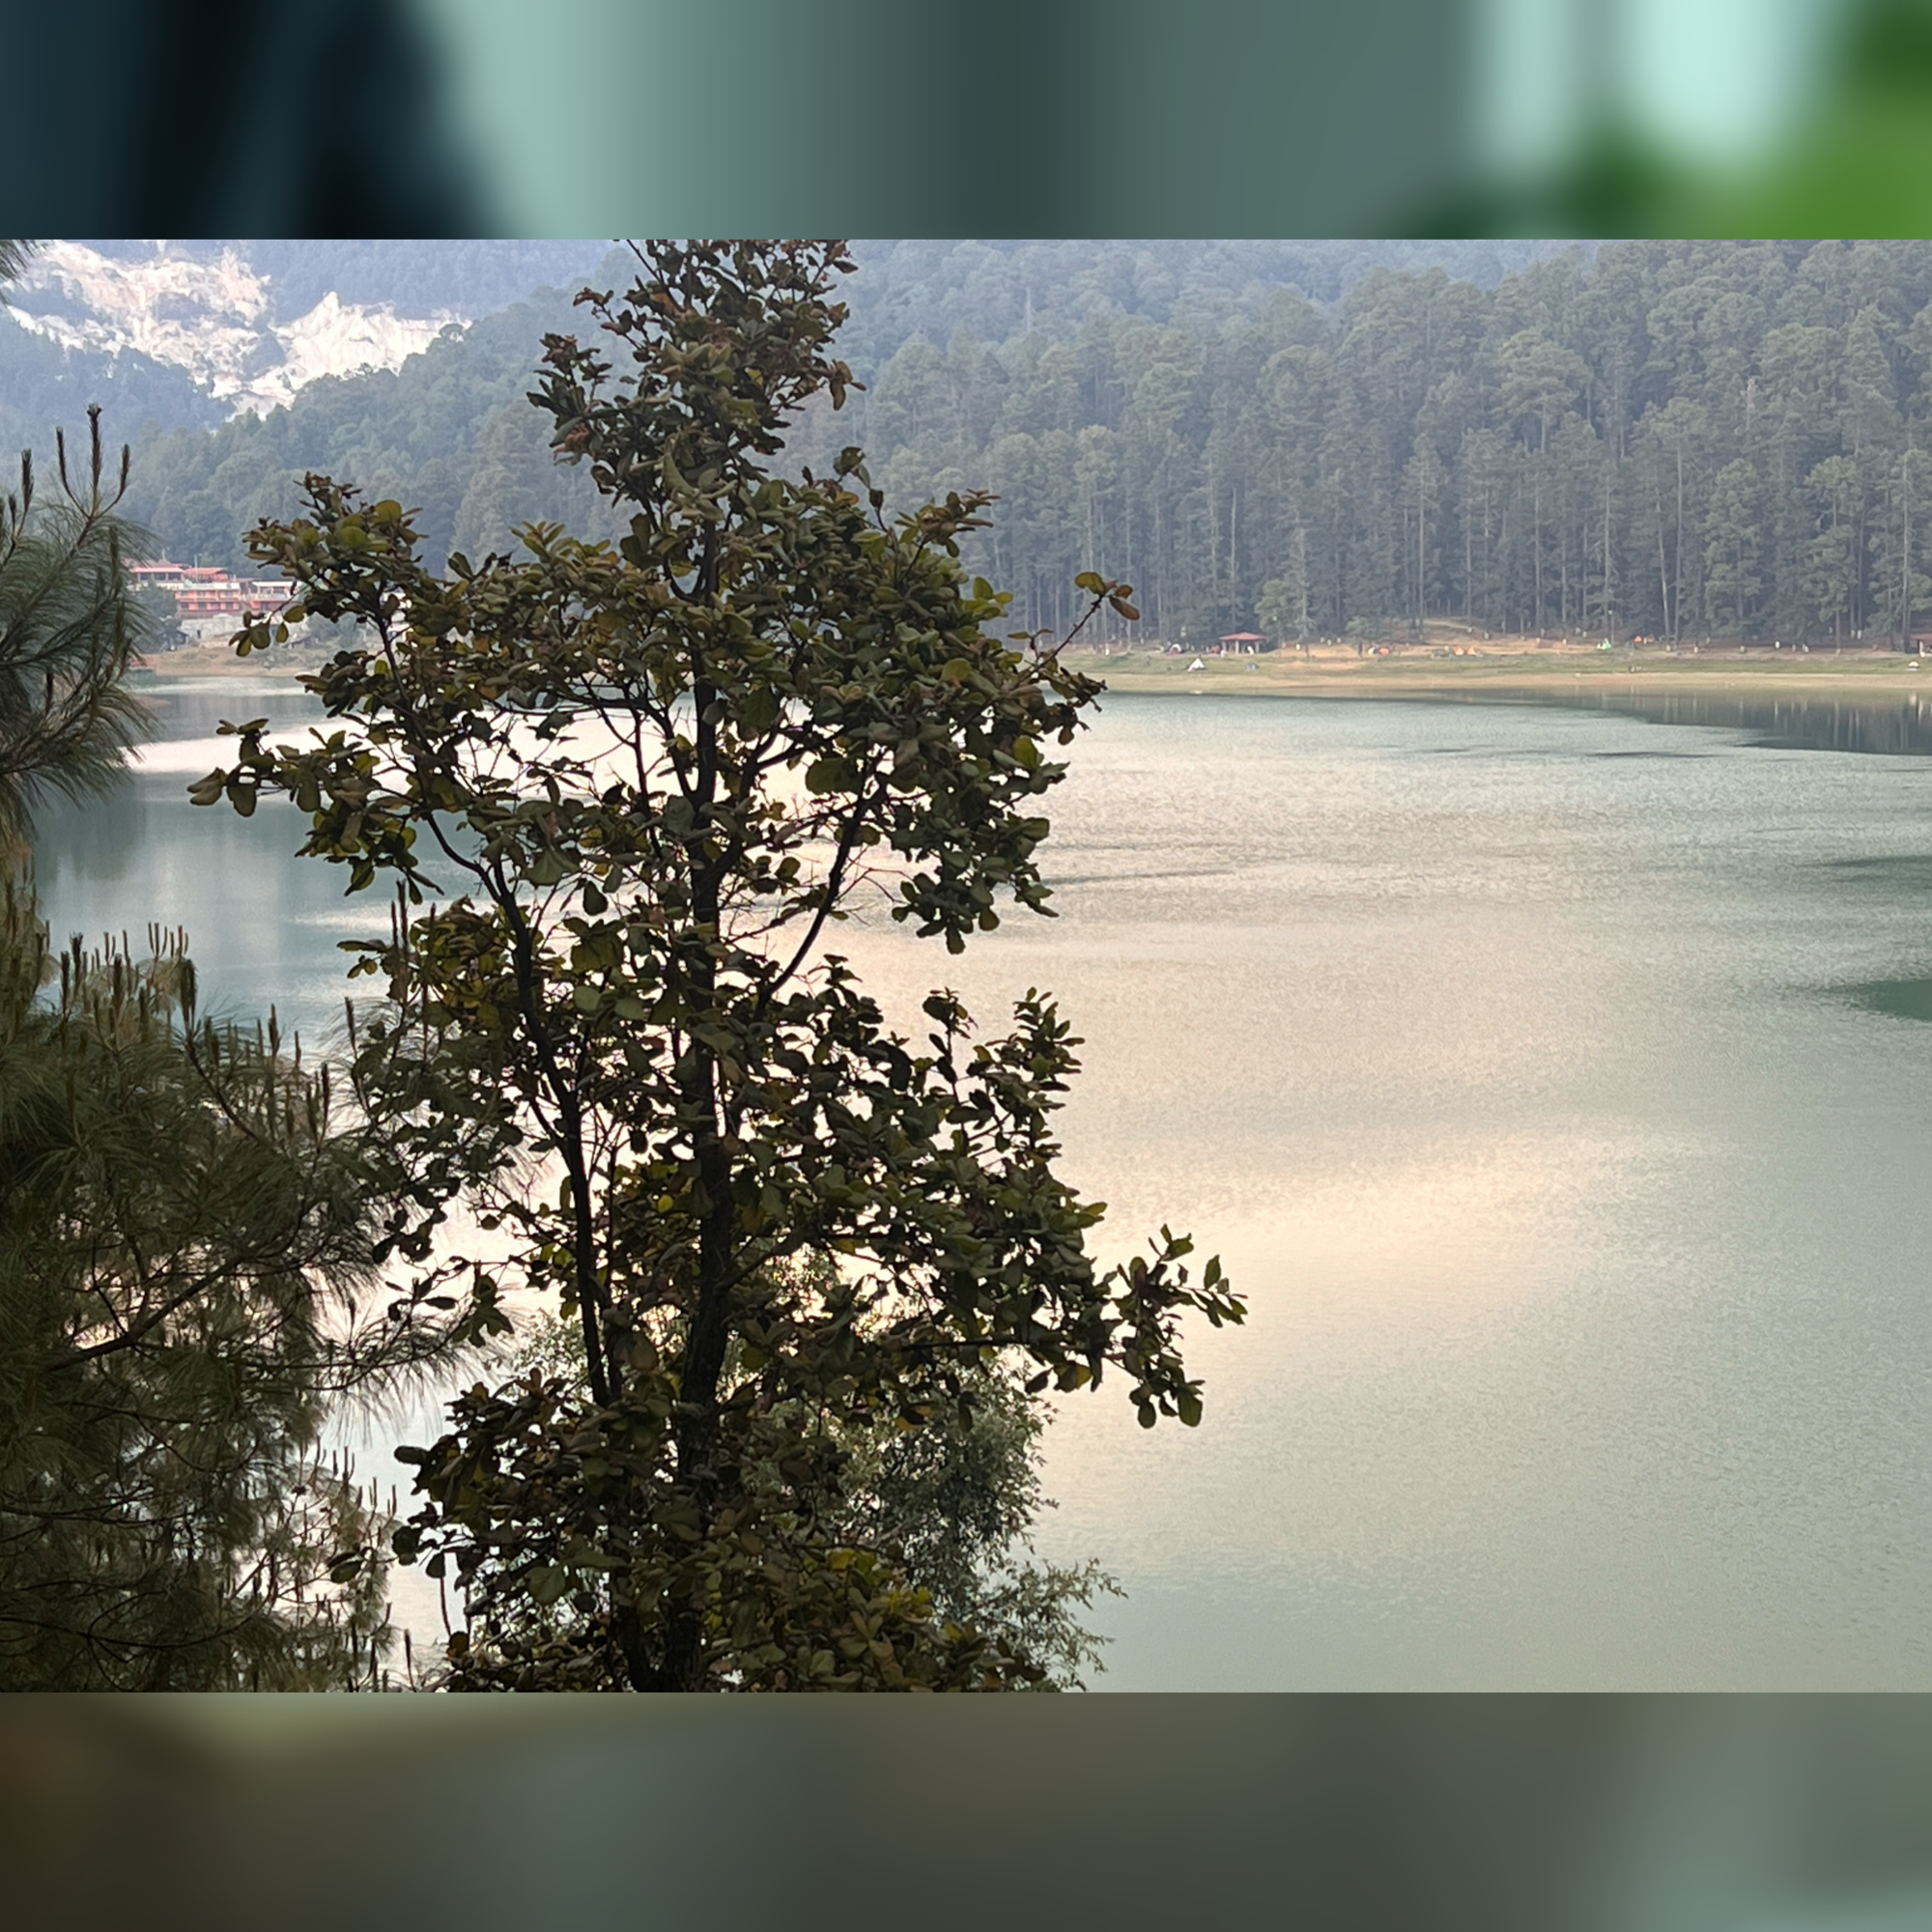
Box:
[35,680,1932,1690]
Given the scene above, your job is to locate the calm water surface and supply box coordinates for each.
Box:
[36,681,1932,1689]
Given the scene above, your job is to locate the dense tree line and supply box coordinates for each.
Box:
[108,241,1932,650]
[98,243,1578,585]
[830,241,1576,374]
[807,240,1932,648]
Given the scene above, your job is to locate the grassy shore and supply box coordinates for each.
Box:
[1088,639,1932,701]
[136,636,1932,700]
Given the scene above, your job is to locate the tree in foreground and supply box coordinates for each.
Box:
[204,241,1242,1690]
[0,408,466,1686]
[0,407,156,848]
[0,907,423,1688]
[503,1291,1123,1687]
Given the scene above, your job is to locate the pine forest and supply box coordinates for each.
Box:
[105,240,1932,650]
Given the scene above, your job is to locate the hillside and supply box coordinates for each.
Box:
[0,240,611,460]
[95,240,1932,662]
[28,241,1587,579]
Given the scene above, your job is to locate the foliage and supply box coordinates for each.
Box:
[117,238,1932,649]
[199,240,1237,1690]
[0,894,454,1688]
[501,1288,1122,1690]
[832,1349,1121,1690]
[0,242,449,1689]
[0,409,156,843]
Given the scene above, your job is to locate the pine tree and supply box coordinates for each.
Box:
[0,242,458,1686]
[0,907,429,1688]
[0,412,154,846]
[1704,460,1765,634]
[1803,456,1863,643]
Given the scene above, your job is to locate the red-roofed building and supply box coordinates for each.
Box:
[127,559,293,621]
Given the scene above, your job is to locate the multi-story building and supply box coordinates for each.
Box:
[127,560,294,621]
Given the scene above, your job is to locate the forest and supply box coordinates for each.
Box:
[111,240,1932,650]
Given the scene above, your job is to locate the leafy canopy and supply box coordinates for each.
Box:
[201,241,1237,1690]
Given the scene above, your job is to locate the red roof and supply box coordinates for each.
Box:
[1219,632,1266,642]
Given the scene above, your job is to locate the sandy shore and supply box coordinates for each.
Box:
[133,642,318,682]
[1087,644,1932,701]
[134,639,1932,700]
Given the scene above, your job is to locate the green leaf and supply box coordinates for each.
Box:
[149,245,1230,1696]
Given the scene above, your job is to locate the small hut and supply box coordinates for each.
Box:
[1219,632,1267,655]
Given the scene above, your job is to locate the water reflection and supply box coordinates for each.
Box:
[1446,683,1932,755]
[31,682,1932,1690]
[857,693,1932,1688]
[1841,976,1932,1022]
[32,683,379,1041]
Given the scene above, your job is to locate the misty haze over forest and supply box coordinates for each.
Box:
[16,240,1932,649]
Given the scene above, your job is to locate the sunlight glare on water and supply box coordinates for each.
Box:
[839,692,1932,1689]
[36,681,1932,1688]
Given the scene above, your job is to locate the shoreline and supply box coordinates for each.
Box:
[133,644,317,683]
[1086,647,1932,703]
[135,639,1932,702]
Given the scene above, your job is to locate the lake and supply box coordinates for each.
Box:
[35,680,1932,1690]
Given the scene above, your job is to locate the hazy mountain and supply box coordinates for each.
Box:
[14,239,1607,586]
[0,240,611,459]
